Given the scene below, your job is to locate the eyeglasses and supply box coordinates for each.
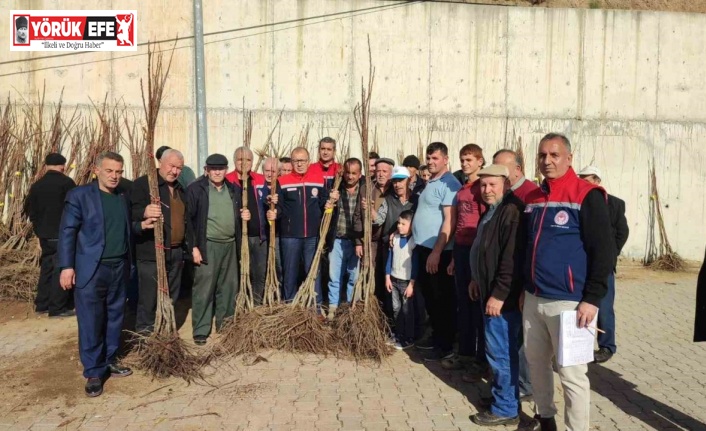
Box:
[291,159,309,165]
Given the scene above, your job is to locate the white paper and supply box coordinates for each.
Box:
[557,310,598,367]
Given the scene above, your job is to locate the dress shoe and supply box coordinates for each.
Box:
[107,363,133,377]
[538,415,557,431]
[49,309,76,318]
[471,411,519,426]
[594,347,614,364]
[85,378,103,397]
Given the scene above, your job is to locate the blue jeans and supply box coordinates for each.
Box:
[328,238,359,306]
[453,245,485,359]
[597,272,616,353]
[281,237,321,304]
[484,310,521,418]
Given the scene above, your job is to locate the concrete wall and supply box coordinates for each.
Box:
[1,0,706,260]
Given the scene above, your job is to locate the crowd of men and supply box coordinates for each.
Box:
[25,132,629,431]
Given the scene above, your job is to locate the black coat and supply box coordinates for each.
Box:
[25,170,76,239]
[695,249,706,342]
[131,172,188,261]
[185,176,243,265]
[473,193,526,312]
[608,194,629,269]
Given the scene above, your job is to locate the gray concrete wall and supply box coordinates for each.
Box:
[1,0,705,260]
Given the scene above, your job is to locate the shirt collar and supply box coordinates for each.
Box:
[511,176,526,191]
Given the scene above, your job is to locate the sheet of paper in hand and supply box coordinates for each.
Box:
[558,310,599,367]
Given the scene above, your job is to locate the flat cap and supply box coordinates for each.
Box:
[374,157,395,167]
[205,153,228,167]
[577,165,602,179]
[402,155,420,169]
[45,152,66,166]
[478,164,509,178]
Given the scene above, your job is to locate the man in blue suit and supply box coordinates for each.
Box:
[58,151,159,397]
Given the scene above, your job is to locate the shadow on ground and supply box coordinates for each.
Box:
[589,364,706,431]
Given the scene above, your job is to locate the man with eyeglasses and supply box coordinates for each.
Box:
[267,147,338,305]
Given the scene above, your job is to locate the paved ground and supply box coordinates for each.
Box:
[1,263,705,431]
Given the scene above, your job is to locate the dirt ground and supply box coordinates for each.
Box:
[0,262,702,430]
[451,0,706,14]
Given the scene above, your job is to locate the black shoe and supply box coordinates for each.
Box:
[85,378,103,397]
[593,347,614,364]
[107,363,132,377]
[194,336,207,346]
[415,337,435,350]
[49,309,76,318]
[35,308,48,315]
[471,411,519,426]
[538,415,558,431]
[423,349,454,362]
[479,396,493,408]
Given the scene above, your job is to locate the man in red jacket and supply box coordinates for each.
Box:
[226,147,270,305]
[308,137,341,190]
[267,147,338,304]
[522,133,614,431]
[492,148,539,401]
[493,149,539,202]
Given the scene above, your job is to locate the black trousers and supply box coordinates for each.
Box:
[373,240,393,319]
[36,238,73,314]
[136,248,184,333]
[248,236,268,305]
[417,246,457,351]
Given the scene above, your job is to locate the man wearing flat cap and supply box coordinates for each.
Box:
[186,153,250,345]
[24,153,76,316]
[468,164,527,427]
[402,155,424,196]
[15,16,29,44]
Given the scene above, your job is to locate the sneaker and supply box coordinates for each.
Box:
[326,305,337,322]
[471,411,519,426]
[593,347,614,364]
[441,353,472,370]
[423,349,454,362]
[414,336,435,350]
[194,336,207,346]
[462,361,490,383]
[393,339,414,350]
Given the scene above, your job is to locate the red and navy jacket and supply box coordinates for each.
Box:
[225,170,269,241]
[274,169,329,238]
[523,167,614,306]
[307,161,341,190]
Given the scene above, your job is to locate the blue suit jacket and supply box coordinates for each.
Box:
[58,181,137,289]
